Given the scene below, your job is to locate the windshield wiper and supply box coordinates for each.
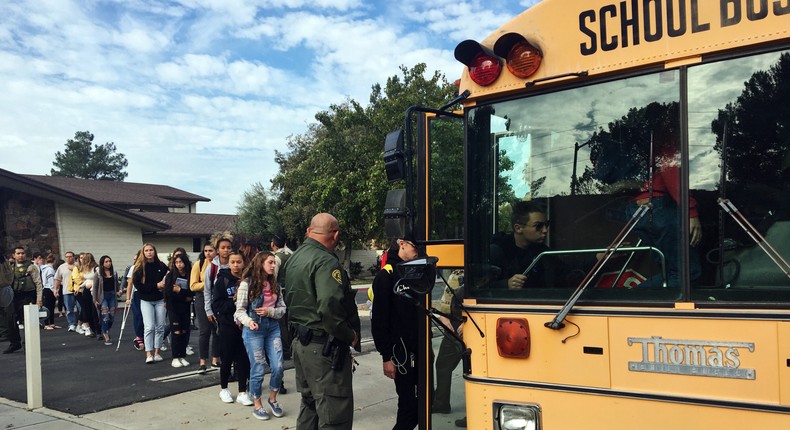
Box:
[545,204,651,329]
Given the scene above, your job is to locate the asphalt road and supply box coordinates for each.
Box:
[0,312,223,415]
[0,301,373,416]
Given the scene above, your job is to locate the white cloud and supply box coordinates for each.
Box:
[0,0,532,214]
[113,27,170,53]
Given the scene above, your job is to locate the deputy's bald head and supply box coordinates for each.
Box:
[309,213,338,234]
[307,213,340,250]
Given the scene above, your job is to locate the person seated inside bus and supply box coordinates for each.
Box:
[625,140,702,289]
[489,201,559,289]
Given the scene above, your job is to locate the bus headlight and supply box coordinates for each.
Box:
[495,403,541,430]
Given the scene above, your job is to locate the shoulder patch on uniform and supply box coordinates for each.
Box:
[331,268,343,284]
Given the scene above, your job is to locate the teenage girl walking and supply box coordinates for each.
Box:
[72,253,99,337]
[41,254,58,330]
[133,243,168,364]
[235,251,286,420]
[207,244,251,406]
[190,243,221,373]
[93,255,119,345]
[165,253,194,367]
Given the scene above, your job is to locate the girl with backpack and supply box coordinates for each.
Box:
[208,246,251,406]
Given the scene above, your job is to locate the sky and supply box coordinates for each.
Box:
[0,0,539,214]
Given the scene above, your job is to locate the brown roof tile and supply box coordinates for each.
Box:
[138,212,237,237]
[24,175,209,208]
[0,168,169,231]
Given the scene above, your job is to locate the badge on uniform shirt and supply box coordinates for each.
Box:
[331,269,343,284]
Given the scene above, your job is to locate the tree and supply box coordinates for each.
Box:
[712,52,790,188]
[268,64,458,262]
[576,101,680,193]
[235,182,281,243]
[51,131,128,181]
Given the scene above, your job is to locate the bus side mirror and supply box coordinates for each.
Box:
[384,188,408,239]
[384,129,405,183]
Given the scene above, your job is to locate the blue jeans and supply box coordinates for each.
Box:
[626,196,701,288]
[131,289,143,339]
[140,299,166,352]
[100,291,117,334]
[63,293,77,327]
[243,317,283,398]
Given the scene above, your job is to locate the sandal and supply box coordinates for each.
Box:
[44,325,55,330]
[53,325,62,329]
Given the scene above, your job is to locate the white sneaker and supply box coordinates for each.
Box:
[236,392,254,406]
[171,359,183,368]
[160,341,168,351]
[84,327,93,337]
[153,354,164,362]
[67,325,76,332]
[76,326,84,334]
[179,358,190,367]
[219,389,234,403]
[186,346,194,355]
[146,356,154,364]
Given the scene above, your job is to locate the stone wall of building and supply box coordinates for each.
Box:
[1,188,60,257]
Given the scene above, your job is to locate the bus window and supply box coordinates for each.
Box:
[688,49,790,301]
[468,70,686,302]
[428,116,464,241]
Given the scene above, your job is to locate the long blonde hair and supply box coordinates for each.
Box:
[79,252,98,273]
[133,243,161,283]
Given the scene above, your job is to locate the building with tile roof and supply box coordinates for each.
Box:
[1,168,236,265]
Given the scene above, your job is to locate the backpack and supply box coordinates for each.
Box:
[210,262,218,285]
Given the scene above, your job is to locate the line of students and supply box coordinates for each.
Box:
[1,249,126,348]
[3,239,289,421]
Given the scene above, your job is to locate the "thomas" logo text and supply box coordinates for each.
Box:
[627,336,755,379]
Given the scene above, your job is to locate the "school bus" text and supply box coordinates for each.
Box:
[579,0,790,55]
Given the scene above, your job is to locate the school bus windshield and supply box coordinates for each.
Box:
[466,48,790,304]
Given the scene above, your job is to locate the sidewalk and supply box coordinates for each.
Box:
[0,340,397,429]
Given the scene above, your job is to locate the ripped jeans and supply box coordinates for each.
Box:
[242,317,283,399]
[100,291,117,334]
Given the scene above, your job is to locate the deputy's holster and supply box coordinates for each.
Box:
[321,335,348,370]
[294,324,313,346]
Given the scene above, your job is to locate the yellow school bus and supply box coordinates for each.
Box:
[384,0,790,428]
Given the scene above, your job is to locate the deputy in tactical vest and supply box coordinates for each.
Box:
[12,246,43,300]
[284,213,360,430]
[9,247,42,351]
[1,247,23,353]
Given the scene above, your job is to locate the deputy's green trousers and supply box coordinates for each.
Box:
[293,339,354,430]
